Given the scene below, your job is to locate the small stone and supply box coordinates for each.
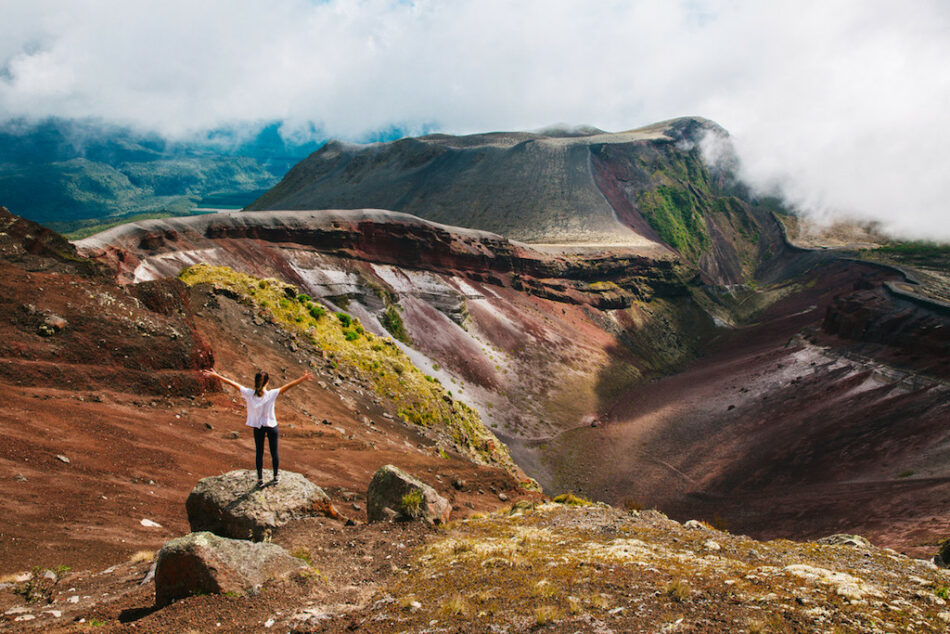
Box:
[55,454,70,464]
[264,618,275,628]
[14,615,35,622]
[498,493,508,501]
[14,474,27,482]
[408,600,422,612]
[44,610,62,618]
[452,479,465,490]
[703,540,721,551]
[938,612,950,623]
[42,569,57,581]
[204,422,214,430]
[322,419,332,425]
[229,431,240,439]
[5,607,32,616]
[352,503,362,512]
[141,518,162,528]
[684,520,706,530]
[67,595,79,604]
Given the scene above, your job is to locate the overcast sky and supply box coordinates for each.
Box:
[1,0,948,239]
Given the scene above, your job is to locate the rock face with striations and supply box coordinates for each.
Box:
[366,464,451,524]
[186,469,329,540]
[154,531,307,605]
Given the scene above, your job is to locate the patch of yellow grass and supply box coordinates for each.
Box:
[439,594,472,618]
[665,579,691,602]
[129,550,154,564]
[552,493,593,506]
[534,604,561,625]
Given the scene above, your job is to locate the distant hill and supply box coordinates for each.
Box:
[0,118,323,235]
[248,117,786,283]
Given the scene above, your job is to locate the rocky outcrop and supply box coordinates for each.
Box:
[186,470,329,540]
[154,531,306,605]
[366,464,451,524]
[816,534,872,548]
[76,208,686,309]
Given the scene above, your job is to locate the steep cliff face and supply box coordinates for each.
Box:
[247,118,788,284]
[76,209,711,446]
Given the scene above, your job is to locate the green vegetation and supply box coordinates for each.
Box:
[400,490,424,520]
[859,241,950,269]
[178,263,514,469]
[637,185,710,259]
[381,304,412,344]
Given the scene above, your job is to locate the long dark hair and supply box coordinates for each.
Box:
[254,370,269,397]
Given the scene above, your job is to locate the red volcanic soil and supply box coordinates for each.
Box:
[0,210,535,577]
[539,260,950,557]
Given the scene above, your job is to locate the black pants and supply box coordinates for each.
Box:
[253,426,279,480]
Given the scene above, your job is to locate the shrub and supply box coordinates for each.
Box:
[400,489,424,519]
[309,304,326,319]
[297,293,311,303]
[344,329,359,341]
[335,312,353,327]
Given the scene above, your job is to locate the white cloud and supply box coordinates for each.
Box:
[1,0,948,239]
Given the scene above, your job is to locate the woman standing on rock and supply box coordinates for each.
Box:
[203,368,312,487]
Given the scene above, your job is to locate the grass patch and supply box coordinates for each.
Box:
[664,579,691,602]
[381,304,412,344]
[552,493,593,506]
[129,550,154,564]
[439,594,472,618]
[534,604,561,626]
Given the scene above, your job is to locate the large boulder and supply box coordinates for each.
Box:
[366,464,451,524]
[154,531,306,605]
[186,470,329,540]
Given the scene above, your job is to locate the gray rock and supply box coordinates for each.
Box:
[154,531,307,605]
[186,470,329,540]
[366,464,451,524]
[816,534,872,548]
[55,454,70,464]
[683,520,707,530]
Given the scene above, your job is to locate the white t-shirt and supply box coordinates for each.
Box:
[239,387,281,428]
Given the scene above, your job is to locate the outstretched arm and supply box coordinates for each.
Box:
[278,371,313,394]
[202,369,243,391]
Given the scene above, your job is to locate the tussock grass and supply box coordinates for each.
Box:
[439,594,471,618]
[534,604,561,625]
[129,550,154,564]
